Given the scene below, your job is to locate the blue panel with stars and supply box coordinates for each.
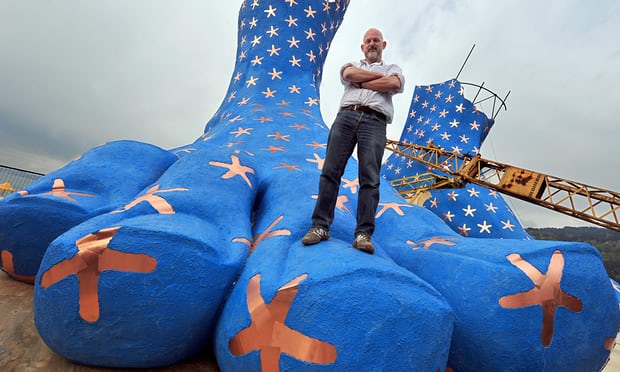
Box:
[383,79,532,239]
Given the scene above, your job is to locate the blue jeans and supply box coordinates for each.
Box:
[311,109,387,237]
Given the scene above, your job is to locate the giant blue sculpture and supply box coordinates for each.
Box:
[0,1,618,371]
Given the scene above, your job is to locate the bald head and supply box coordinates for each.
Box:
[361,28,387,63]
[363,28,384,41]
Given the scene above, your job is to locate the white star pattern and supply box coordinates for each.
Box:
[382,78,532,239]
[467,187,480,197]
[477,221,492,234]
[463,205,476,217]
[502,220,515,231]
[485,203,499,213]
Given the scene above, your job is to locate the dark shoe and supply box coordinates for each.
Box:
[301,226,329,245]
[353,233,374,254]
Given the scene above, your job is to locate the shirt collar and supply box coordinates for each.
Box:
[360,59,384,66]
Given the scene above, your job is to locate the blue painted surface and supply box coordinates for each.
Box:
[1,1,618,371]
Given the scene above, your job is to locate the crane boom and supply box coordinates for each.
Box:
[385,139,620,232]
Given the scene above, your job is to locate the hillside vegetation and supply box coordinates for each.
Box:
[527,226,620,283]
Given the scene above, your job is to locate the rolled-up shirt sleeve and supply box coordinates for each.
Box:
[387,65,405,94]
[339,62,355,85]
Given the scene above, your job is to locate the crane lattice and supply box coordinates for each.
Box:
[385,139,620,232]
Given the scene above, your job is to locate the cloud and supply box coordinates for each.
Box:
[1,0,618,227]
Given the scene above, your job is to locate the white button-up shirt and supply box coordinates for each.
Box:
[339,60,405,123]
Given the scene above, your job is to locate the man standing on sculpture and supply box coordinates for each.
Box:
[302,27,404,254]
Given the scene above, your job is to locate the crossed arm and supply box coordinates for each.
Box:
[342,65,402,93]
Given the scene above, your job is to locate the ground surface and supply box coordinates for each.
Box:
[0,271,219,371]
[1,271,618,371]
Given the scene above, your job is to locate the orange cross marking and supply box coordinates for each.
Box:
[407,236,457,250]
[341,178,358,194]
[201,132,216,142]
[0,250,35,283]
[229,273,337,371]
[267,132,291,141]
[306,153,324,169]
[498,250,583,346]
[306,141,326,150]
[174,147,197,156]
[40,226,157,322]
[209,155,256,189]
[261,145,286,154]
[375,201,413,218]
[230,126,254,137]
[113,184,188,214]
[226,140,245,148]
[41,178,96,202]
[255,116,273,123]
[289,123,308,131]
[228,115,244,123]
[273,162,301,171]
[335,194,351,214]
[310,194,351,214]
[232,216,291,253]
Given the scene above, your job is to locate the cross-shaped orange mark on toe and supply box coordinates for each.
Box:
[209,155,256,189]
[40,226,157,322]
[113,184,188,214]
[407,236,457,250]
[229,273,337,371]
[375,201,413,218]
[41,178,96,202]
[232,216,291,253]
[0,250,35,283]
[498,250,582,346]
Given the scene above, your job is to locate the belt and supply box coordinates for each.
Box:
[341,104,387,121]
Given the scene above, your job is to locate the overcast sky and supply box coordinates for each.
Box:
[1,0,619,228]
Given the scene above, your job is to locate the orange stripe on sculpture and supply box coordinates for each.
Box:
[40,226,157,322]
[41,178,96,202]
[605,337,616,351]
[229,273,337,371]
[232,215,291,253]
[0,250,36,283]
[499,250,583,346]
[112,184,188,214]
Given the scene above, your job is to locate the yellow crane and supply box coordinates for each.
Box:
[385,139,620,232]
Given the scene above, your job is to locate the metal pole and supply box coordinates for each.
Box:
[456,44,476,80]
